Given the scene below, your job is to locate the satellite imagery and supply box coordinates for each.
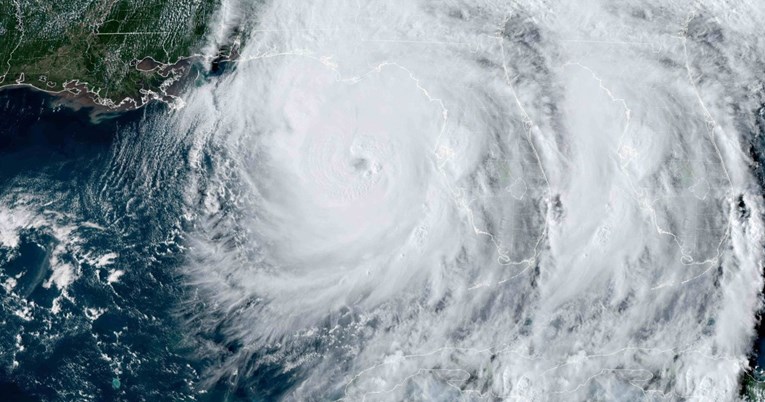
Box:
[1,0,765,401]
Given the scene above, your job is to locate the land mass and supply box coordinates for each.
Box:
[0,0,224,110]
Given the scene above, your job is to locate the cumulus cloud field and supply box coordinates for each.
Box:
[165,0,765,400]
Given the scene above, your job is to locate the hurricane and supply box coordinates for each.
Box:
[134,0,765,400]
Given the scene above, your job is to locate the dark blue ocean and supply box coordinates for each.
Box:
[0,88,265,402]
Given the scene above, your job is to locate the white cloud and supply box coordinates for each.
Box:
[175,0,765,399]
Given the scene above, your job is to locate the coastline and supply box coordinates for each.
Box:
[0,60,191,118]
[0,48,238,121]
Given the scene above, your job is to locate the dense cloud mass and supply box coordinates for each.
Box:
[171,0,765,400]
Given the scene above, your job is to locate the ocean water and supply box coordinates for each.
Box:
[0,88,203,401]
[0,85,295,401]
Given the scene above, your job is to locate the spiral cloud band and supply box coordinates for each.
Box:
[171,0,765,399]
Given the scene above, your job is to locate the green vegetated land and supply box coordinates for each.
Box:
[745,374,765,401]
[0,0,219,107]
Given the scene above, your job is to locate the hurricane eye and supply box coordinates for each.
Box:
[350,157,369,172]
